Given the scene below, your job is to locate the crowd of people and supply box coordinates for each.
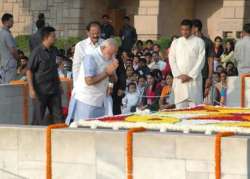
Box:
[1,12,250,125]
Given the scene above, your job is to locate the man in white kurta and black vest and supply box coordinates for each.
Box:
[169,19,205,109]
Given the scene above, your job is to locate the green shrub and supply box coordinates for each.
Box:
[113,36,122,47]
[15,35,83,55]
[55,36,83,49]
[15,35,31,55]
[155,36,172,50]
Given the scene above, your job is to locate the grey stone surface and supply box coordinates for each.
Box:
[95,131,126,179]
[0,81,70,125]
[0,127,249,179]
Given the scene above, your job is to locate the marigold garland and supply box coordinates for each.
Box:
[127,128,146,179]
[213,122,250,128]
[98,115,129,122]
[191,114,250,121]
[215,132,235,179]
[240,74,250,108]
[46,123,68,179]
[125,115,179,124]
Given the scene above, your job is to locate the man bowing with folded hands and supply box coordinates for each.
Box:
[66,38,118,124]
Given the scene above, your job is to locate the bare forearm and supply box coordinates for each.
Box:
[208,57,213,78]
[26,70,34,90]
[10,48,19,60]
[85,71,108,85]
[110,73,118,83]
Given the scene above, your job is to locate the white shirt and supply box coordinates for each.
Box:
[72,37,103,84]
[234,36,250,74]
[74,47,111,107]
[169,35,205,104]
[148,60,166,71]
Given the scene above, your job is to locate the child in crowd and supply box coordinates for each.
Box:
[131,72,139,83]
[133,55,140,71]
[136,58,151,76]
[137,75,146,104]
[135,40,144,52]
[226,62,238,76]
[131,47,139,56]
[122,82,139,114]
[204,72,220,105]
[126,66,134,86]
[215,71,228,106]
[57,58,66,78]
[216,65,224,74]
[145,40,154,53]
[145,52,153,65]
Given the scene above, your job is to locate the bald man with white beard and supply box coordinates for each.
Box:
[66,39,118,124]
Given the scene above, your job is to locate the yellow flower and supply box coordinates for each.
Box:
[212,122,250,128]
[125,115,180,124]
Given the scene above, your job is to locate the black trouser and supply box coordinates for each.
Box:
[202,77,207,97]
[32,93,64,125]
[112,95,122,115]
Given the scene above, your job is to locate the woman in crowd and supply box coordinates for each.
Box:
[213,36,224,71]
[159,74,175,110]
[140,72,161,111]
[221,39,235,68]
[16,56,28,80]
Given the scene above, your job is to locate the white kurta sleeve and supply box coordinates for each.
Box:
[188,39,206,79]
[234,42,240,65]
[72,43,85,83]
[169,40,181,77]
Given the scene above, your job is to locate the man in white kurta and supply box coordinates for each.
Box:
[169,19,205,109]
[66,39,118,124]
[72,22,103,85]
[234,23,250,75]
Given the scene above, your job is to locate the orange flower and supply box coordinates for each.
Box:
[215,132,234,179]
[240,74,250,108]
[46,123,68,179]
[127,128,146,179]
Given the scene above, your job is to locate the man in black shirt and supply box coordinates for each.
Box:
[120,16,137,52]
[192,19,214,95]
[27,26,63,125]
[101,14,115,39]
